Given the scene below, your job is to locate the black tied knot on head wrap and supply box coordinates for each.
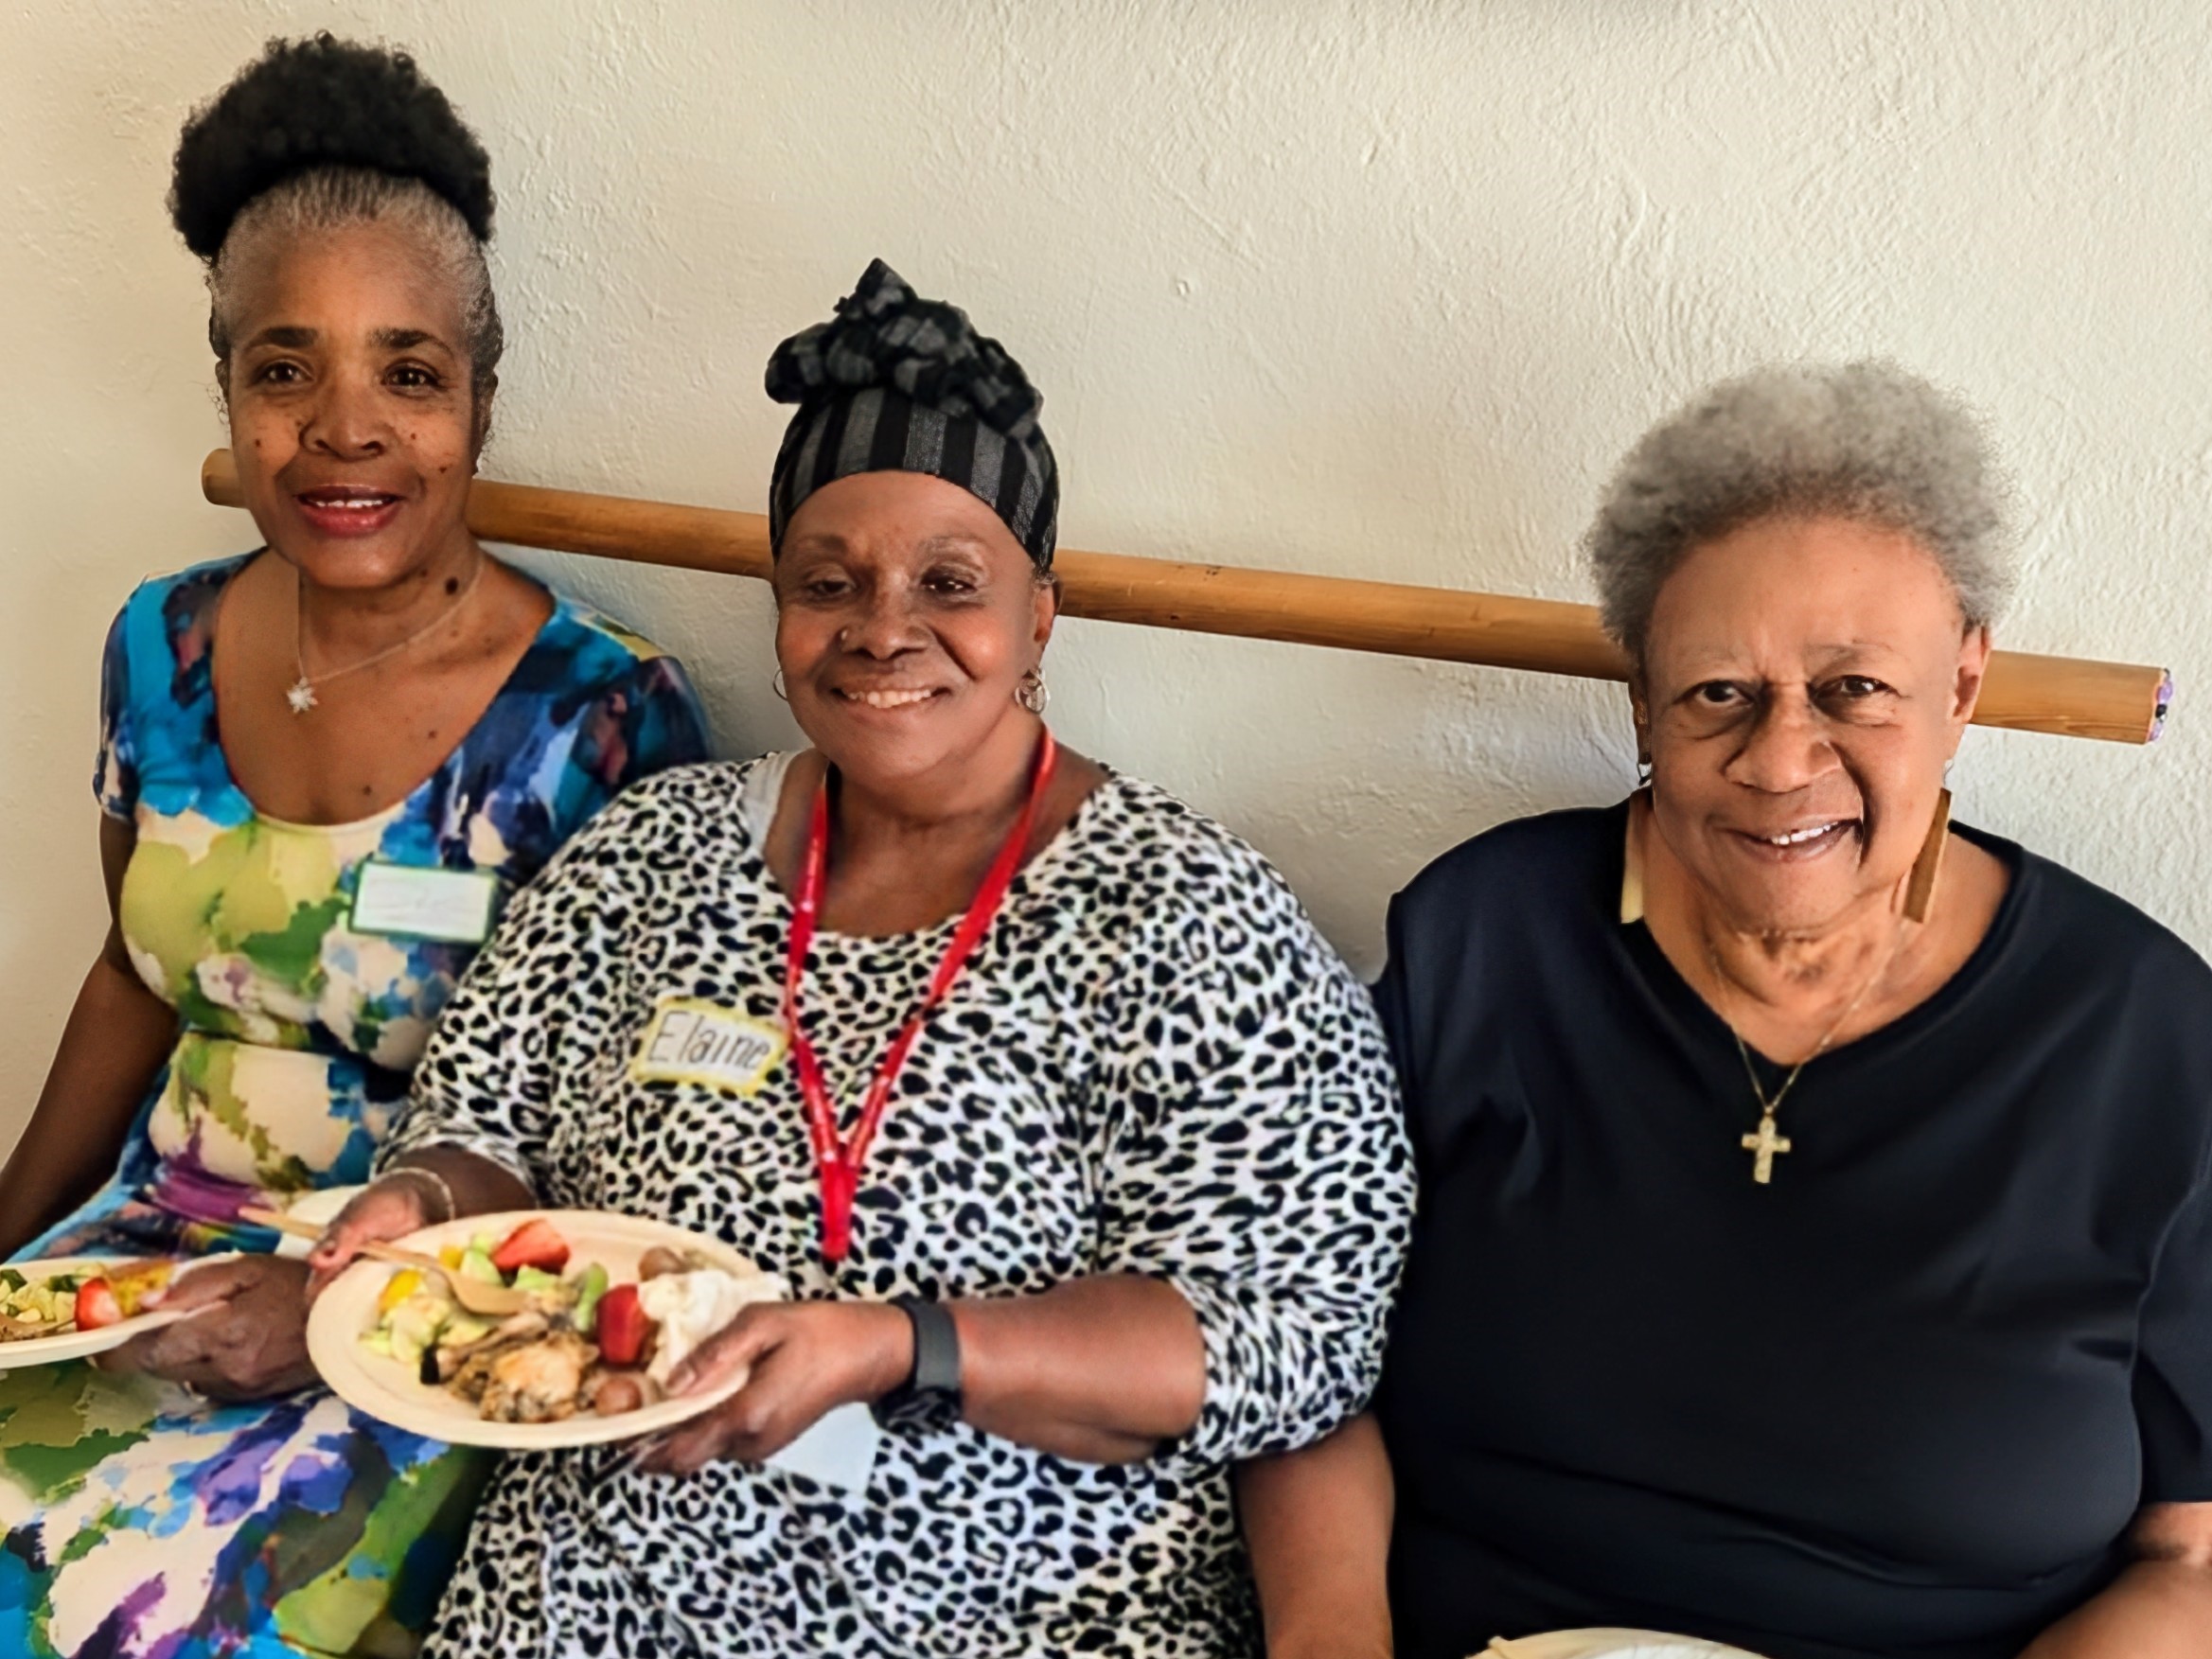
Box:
[767,259,1060,571]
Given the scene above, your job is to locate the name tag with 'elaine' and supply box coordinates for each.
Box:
[349,860,502,944]
[631,998,787,1095]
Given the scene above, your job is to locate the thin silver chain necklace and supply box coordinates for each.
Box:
[287,553,486,715]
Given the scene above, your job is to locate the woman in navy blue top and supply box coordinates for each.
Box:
[1236,362,2212,1659]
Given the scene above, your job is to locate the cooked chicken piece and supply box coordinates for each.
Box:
[430,1311,552,1389]
[448,1345,504,1403]
[479,1332,597,1423]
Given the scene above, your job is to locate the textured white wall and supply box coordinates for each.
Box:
[6,2,2210,1149]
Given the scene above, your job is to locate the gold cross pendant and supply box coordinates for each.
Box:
[1742,1114,1792,1185]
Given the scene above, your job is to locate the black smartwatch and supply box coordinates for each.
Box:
[882,1296,963,1414]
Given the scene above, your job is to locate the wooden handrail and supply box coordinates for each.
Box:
[201,450,2172,745]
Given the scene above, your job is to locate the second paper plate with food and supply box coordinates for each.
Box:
[1484,1633,1768,1659]
[307,1210,787,1450]
[0,1257,201,1368]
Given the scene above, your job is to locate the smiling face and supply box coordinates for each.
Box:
[1637,513,1991,936]
[222,218,484,591]
[774,470,1055,796]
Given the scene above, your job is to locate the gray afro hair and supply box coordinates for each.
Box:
[1584,361,2015,662]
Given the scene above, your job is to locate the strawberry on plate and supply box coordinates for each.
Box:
[74,1279,124,1331]
[489,1219,571,1276]
[594,1283,649,1368]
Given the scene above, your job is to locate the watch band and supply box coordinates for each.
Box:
[890,1296,963,1402]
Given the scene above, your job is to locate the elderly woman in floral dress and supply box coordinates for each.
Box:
[0,38,706,1658]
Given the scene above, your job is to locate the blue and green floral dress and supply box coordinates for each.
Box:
[0,551,710,1658]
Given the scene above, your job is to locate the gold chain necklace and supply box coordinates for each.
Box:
[287,553,487,715]
[1706,924,1902,1185]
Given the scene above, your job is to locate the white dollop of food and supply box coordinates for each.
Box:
[636,1265,789,1385]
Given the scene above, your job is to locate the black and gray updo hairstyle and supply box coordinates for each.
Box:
[1584,361,2015,666]
[170,34,503,422]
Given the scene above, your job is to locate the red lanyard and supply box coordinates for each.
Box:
[782,730,1058,1263]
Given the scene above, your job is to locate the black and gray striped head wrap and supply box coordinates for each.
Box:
[766,259,1059,570]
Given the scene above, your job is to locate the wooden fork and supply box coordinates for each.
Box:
[242,1206,529,1317]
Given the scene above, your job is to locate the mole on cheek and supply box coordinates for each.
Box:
[445,577,459,595]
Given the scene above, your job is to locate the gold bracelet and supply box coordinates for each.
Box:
[383,1164,458,1225]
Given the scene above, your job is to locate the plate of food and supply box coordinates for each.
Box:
[0,1256,193,1368]
[306,1210,789,1450]
[1483,1632,1768,1659]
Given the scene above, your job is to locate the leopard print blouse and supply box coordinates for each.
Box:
[382,754,1413,1658]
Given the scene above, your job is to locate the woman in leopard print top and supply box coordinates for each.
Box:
[312,262,1412,1658]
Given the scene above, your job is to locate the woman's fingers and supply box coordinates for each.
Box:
[158,1257,257,1311]
[97,1296,223,1381]
[100,1256,316,1401]
[666,1304,782,1397]
[92,1262,241,1374]
[646,1323,785,1473]
[640,1302,911,1476]
[646,1317,812,1474]
[305,1181,427,1289]
[92,1322,177,1376]
[648,1376,794,1474]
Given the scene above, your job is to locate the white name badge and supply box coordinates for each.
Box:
[768,1403,883,1493]
[349,861,502,944]
[631,998,787,1096]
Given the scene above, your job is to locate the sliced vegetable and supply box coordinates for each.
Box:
[74,1279,124,1331]
[512,1266,566,1296]
[441,1313,494,1349]
[595,1283,648,1368]
[490,1220,571,1276]
[378,1293,451,1368]
[378,1269,426,1315]
[458,1247,503,1285]
[573,1263,611,1334]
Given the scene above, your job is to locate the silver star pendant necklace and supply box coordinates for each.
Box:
[1705,920,1902,1185]
[287,552,487,715]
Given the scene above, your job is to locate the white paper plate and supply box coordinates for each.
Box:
[1483,1632,1766,1659]
[307,1209,778,1450]
[0,1257,204,1369]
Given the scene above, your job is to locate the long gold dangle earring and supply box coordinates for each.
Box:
[1902,787,1953,925]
